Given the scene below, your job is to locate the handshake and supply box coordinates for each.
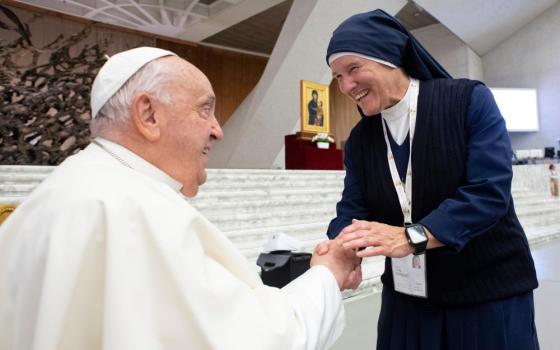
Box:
[311,237,363,291]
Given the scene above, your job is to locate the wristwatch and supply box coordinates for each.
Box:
[404,223,428,255]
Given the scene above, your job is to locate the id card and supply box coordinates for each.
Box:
[391,254,427,298]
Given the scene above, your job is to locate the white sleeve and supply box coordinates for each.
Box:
[281,265,345,350]
[98,198,347,350]
[0,192,347,350]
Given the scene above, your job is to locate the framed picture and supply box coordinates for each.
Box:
[300,80,330,134]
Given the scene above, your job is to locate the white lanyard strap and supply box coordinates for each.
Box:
[381,79,419,225]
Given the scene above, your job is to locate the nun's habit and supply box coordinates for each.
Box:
[326,9,539,350]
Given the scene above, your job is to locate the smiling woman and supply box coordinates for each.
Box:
[325,9,540,350]
[329,55,410,116]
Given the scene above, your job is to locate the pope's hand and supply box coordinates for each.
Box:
[311,239,362,290]
[338,219,413,258]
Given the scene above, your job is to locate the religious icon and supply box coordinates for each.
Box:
[300,80,330,134]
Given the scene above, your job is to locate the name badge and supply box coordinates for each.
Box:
[391,254,427,298]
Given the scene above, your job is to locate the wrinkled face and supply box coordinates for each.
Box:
[330,55,399,116]
[154,59,223,197]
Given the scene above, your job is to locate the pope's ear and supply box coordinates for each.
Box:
[130,92,161,142]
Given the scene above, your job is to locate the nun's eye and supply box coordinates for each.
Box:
[349,66,359,73]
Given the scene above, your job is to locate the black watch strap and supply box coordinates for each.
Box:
[405,223,428,255]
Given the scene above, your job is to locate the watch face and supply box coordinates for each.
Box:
[407,225,427,244]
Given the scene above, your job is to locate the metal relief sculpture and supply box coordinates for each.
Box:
[0,5,106,165]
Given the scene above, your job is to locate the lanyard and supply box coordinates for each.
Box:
[381,79,419,225]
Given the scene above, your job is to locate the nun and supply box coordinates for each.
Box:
[326,9,540,350]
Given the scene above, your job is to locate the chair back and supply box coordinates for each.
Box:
[0,204,16,225]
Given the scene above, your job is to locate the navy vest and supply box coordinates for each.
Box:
[349,79,538,306]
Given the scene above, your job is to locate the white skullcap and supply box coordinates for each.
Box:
[328,52,397,68]
[90,47,177,119]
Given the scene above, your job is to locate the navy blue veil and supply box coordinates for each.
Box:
[326,9,451,80]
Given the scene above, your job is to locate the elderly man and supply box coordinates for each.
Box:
[0,47,360,350]
[325,9,539,350]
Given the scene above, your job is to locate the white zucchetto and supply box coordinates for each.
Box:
[90,47,177,119]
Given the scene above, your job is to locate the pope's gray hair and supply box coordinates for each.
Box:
[90,56,174,136]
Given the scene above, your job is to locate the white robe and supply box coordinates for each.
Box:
[0,139,344,350]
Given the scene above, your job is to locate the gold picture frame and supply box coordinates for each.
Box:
[300,80,330,134]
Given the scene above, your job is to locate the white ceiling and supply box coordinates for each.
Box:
[415,0,559,55]
[11,0,284,42]
[9,0,560,57]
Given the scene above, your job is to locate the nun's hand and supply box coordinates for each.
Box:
[338,219,414,258]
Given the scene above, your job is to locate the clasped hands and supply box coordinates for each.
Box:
[311,219,413,290]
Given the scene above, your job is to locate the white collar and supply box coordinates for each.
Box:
[381,79,416,145]
[382,79,413,121]
[93,137,183,193]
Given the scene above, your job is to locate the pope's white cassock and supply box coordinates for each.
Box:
[0,138,344,350]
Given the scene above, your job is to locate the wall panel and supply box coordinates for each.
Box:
[157,40,268,127]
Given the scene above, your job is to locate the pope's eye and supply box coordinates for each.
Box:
[200,105,213,117]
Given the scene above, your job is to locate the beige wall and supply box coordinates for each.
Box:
[157,39,268,127]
